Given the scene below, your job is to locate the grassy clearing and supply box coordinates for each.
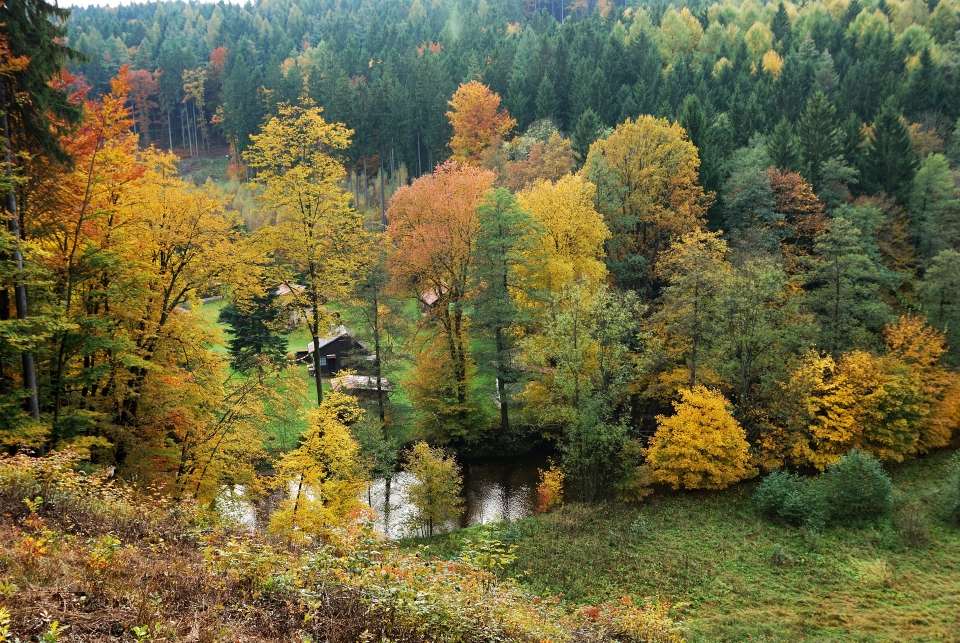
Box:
[189,299,317,449]
[417,450,960,643]
[177,156,231,184]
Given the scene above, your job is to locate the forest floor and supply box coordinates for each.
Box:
[415,449,960,643]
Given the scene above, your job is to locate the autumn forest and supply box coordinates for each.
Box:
[2,0,960,640]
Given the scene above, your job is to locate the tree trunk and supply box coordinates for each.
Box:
[167,109,174,152]
[495,327,509,435]
[1,79,40,419]
[310,324,324,406]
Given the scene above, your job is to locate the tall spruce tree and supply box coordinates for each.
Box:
[218,292,288,372]
[768,118,800,171]
[796,91,840,192]
[805,217,893,355]
[573,108,601,166]
[862,98,918,203]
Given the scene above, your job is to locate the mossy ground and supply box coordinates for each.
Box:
[418,449,960,643]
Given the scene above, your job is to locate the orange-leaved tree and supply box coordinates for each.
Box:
[583,115,710,293]
[646,385,753,490]
[386,161,495,443]
[446,80,516,165]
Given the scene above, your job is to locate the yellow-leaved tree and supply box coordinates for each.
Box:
[244,98,371,406]
[582,115,710,292]
[882,316,960,452]
[403,441,463,537]
[766,347,927,470]
[647,385,753,490]
[269,392,367,539]
[514,174,610,306]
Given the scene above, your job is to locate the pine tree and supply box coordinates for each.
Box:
[796,91,839,192]
[862,98,918,203]
[2,0,82,420]
[535,76,559,122]
[813,49,839,97]
[768,118,800,171]
[904,48,947,117]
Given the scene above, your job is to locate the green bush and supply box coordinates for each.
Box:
[942,453,960,526]
[819,450,893,525]
[755,470,811,526]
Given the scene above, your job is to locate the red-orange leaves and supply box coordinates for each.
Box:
[446,81,516,165]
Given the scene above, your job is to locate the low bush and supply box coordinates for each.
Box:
[754,470,810,526]
[819,450,893,524]
[942,453,960,525]
[755,450,893,528]
[0,451,685,643]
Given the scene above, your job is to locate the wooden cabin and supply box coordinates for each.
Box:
[304,325,371,376]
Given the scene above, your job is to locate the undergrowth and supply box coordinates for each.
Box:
[0,451,683,642]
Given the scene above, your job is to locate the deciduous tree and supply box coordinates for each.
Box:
[647,385,753,490]
[244,98,369,406]
[446,81,516,165]
[583,116,710,293]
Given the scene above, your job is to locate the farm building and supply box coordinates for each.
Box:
[297,325,372,376]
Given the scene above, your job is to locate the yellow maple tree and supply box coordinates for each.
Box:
[647,385,753,490]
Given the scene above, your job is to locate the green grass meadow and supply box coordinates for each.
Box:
[417,450,960,643]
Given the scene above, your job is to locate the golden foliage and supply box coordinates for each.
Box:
[446,80,516,165]
[647,386,753,490]
[583,115,709,290]
[515,174,609,303]
[269,392,368,539]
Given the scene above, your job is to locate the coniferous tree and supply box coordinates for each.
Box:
[862,99,918,203]
[535,76,559,123]
[796,91,840,192]
[218,292,288,372]
[805,217,893,355]
[2,0,82,420]
[472,188,539,436]
[771,2,793,52]
[768,118,800,172]
[572,108,600,165]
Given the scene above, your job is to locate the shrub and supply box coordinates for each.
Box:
[895,501,931,548]
[819,450,893,524]
[535,460,565,515]
[754,470,811,526]
[941,453,960,526]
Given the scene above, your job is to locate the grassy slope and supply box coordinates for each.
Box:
[419,450,960,643]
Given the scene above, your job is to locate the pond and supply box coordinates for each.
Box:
[218,451,552,538]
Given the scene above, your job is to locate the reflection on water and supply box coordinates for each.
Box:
[218,452,551,538]
[217,484,257,531]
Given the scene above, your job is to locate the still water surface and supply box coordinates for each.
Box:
[219,452,550,538]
